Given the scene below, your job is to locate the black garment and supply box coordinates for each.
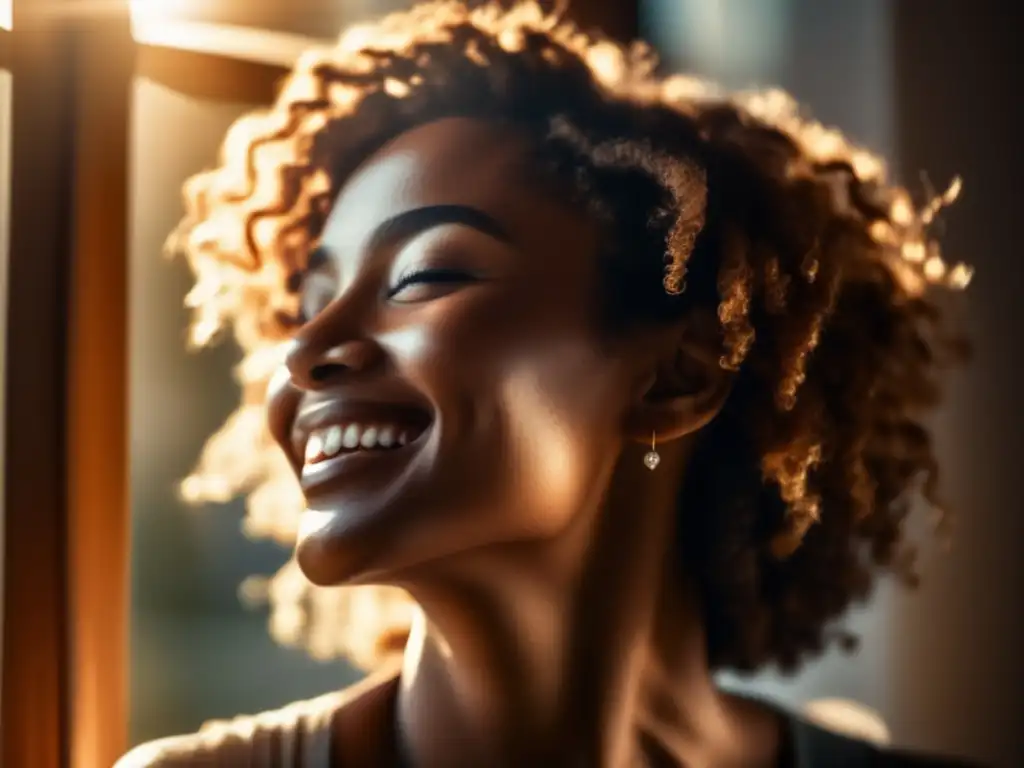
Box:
[387,696,983,767]
[789,714,983,767]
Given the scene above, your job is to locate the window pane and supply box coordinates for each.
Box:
[641,0,790,87]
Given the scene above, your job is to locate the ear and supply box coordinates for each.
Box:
[622,309,733,444]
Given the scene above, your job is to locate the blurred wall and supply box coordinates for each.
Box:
[887,4,1024,766]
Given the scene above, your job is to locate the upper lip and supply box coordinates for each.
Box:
[290,396,433,460]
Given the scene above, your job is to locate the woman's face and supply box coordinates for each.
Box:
[268,117,651,586]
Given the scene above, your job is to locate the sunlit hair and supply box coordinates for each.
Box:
[172,0,971,672]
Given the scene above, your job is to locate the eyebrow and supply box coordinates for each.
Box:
[307,204,514,273]
[369,204,514,251]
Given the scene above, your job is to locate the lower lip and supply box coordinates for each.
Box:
[299,429,429,497]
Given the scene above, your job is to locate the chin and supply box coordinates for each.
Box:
[294,494,458,586]
[294,506,405,586]
[291,428,442,585]
[294,489,522,588]
[295,527,362,587]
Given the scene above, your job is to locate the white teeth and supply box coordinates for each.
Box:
[322,425,343,457]
[360,426,378,449]
[303,421,422,464]
[342,423,360,449]
[305,433,323,462]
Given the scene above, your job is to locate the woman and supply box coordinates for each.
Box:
[120,2,977,766]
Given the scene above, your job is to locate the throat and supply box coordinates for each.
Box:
[392,562,730,768]
[388,454,780,768]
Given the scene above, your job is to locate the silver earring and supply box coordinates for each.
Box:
[643,431,661,470]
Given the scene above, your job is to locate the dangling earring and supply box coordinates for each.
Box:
[643,431,661,470]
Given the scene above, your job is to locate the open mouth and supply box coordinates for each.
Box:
[303,420,429,466]
[292,399,434,495]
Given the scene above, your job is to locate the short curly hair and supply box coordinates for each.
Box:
[174,0,971,673]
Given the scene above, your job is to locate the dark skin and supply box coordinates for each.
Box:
[267,117,785,767]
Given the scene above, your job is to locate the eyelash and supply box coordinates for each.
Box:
[386,267,474,298]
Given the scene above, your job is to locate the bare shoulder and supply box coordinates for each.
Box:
[115,666,401,768]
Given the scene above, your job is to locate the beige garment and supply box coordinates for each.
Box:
[116,682,891,767]
[115,689,344,768]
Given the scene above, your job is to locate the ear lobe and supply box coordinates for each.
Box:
[624,317,733,443]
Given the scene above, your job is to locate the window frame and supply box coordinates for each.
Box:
[0,9,291,767]
[0,3,138,766]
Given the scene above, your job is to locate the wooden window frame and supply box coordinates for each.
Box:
[0,9,297,768]
[0,3,636,767]
[1,2,136,766]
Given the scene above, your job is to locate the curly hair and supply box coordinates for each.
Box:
[172,0,971,673]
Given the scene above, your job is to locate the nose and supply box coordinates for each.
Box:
[284,330,384,390]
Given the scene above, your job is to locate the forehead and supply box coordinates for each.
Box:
[321,116,595,256]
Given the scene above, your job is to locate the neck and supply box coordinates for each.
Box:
[393,448,748,768]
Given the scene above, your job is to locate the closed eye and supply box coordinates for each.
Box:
[386,268,477,302]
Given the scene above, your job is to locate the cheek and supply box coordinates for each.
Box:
[383,288,626,536]
[379,285,562,389]
[380,291,501,366]
[496,341,627,533]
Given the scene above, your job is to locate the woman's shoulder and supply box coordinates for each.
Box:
[114,688,345,767]
[115,665,402,768]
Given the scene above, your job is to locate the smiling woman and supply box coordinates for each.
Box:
[119,1,977,766]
